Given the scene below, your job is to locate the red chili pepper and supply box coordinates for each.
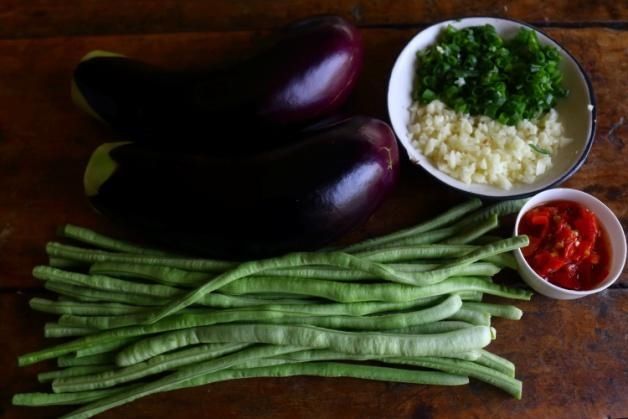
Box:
[551,263,579,289]
[530,214,549,226]
[519,201,610,291]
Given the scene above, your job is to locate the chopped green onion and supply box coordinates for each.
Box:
[528,143,551,155]
[413,25,568,125]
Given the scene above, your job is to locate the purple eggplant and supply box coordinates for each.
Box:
[84,117,399,258]
[72,16,363,151]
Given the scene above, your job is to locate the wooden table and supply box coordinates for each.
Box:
[1,1,626,418]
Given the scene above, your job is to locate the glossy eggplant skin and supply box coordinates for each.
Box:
[86,117,399,258]
[73,16,363,151]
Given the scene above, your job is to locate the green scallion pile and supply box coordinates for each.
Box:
[413,24,568,125]
[14,198,533,418]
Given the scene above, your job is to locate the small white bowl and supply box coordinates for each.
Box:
[514,188,627,299]
[387,17,596,199]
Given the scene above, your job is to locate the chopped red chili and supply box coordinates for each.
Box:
[518,200,610,290]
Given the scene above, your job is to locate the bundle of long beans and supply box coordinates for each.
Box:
[14,198,533,418]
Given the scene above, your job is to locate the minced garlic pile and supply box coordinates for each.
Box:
[408,100,573,189]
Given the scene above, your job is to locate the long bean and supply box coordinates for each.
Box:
[35,266,180,298]
[75,337,138,358]
[333,239,517,287]
[274,348,482,363]
[17,294,460,366]
[60,200,479,264]
[46,242,236,272]
[12,386,135,407]
[228,357,293,369]
[355,226,458,249]
[389,320,475,335]
[166,362,468,392]
[402,262,501,277]
[15,197,533,415]
[398,236,528,287]
[117,295,463,364]
[38,365,113,383]
[483,253,518,269]
[90,262,212,287]
[441,214,499,244]
[44,269,312,310]
[387,357,522,399]
[71,295,455,334]
[59,296,445,330]
[42,269,278,311]
[65,358,467,419]
[248,296,443,316]
[144,252,427,323]
[90,260,501,286]
[54,343,251,393]
[476,349,516,377]
[463,302,523,320]
[15,360,455,408]
[354,245,476,262]
[86,246,505,292]
[457,291,483,302]
[63,301,447,332]
[52,201,496,272]
[44,281,169,306]
[58,353,115,367]
[44,323,97,338]
[342,198,482,252]
[49,199,523,277]
[447,308,491,326]
[30,298,147,316]
[145,324,490,360]
[452,198,528,230]
[59,224,169,256]
[17,314,281,366]
[62,344,308,419]
[43,282,99,303]
[220,276,532,303]
[264,261,501,282]
[129,249,527,323]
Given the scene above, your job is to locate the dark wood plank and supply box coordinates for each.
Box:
[2,289,627,418]
[0,0,626,39]
[0,28,625,289]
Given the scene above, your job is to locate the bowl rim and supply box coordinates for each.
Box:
[386,15,597,200]
[513,188,626,296]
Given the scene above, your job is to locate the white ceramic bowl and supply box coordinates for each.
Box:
[387,17,596,199]
[514,188,626,299]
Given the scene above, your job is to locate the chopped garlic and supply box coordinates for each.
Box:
[407,100,573,189]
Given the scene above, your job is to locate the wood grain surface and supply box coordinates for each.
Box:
[0,3,627,419]
[0,0,626,39]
